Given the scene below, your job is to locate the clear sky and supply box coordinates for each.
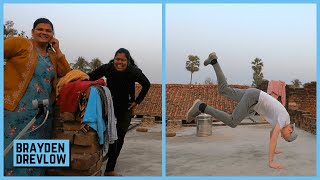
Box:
[167,4,316,85]
[4,3,162,83]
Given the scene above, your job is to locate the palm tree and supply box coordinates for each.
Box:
[72,56,90,73]
[251,58,264,87]
[89,58,103,71]
[186,55,200,84]
[291,79,302,88]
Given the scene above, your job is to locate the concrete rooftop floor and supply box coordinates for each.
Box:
[100,118,316,176]
[166,123,316,176]
[102,122,162,176]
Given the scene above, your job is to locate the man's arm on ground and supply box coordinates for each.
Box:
[269,127,274,138]
[269,123,284,169]
[270,126,282,154]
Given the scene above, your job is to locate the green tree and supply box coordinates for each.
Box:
[17,31,28,38]
[72,56,90,73]
[204,77,215,84]
[90,58,103,71]
[4,21,18,39]
[256,79,269,92]
[291,79,302,88]
[69,63,75,67]
[186,55,200,84]
[4,20,28,39]
[251,58,264,87]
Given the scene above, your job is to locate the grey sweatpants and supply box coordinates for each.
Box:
[203,62,260,128]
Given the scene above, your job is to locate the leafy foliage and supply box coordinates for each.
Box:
[291,79,302,88]
[186,55,200,84]
[251,58,264,87]
[4,20,28,39]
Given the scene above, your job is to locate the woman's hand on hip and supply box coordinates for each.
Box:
[128,102,137,110]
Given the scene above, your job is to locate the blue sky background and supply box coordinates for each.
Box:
[167,4,316,85]
[4,3,162,83]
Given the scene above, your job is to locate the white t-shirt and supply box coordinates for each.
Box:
[253,91,290,129]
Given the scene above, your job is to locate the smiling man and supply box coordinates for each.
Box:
[186,52,298,169]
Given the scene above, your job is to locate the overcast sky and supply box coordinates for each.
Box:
[4,3,162,83]
[167,4,316,85]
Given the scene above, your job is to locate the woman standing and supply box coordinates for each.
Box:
[88,48,150,176]
[4,18,71,176]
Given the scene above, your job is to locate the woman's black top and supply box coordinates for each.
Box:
[88,62,150,112]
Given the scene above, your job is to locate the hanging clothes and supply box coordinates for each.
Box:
[94,85,108,122]
[83,86,106,145]
[102,86,118,145]
[267,80,286,106]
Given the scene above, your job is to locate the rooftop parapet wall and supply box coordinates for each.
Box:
[286,81,316,118]
[134,84,162,118]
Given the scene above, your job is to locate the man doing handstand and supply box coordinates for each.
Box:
[186,52,297,169]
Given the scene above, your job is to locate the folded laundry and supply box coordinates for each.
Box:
[59,79,105,113]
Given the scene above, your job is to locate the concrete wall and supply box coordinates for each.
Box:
[286,82,316,118]
[288,109,316,135]
[287,81,316,135]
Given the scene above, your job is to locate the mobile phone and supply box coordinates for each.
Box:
[47,43,56,53]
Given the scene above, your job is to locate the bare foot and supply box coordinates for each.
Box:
[275,150,283,154]
[104,171,122,176]
[269,162,284,169]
